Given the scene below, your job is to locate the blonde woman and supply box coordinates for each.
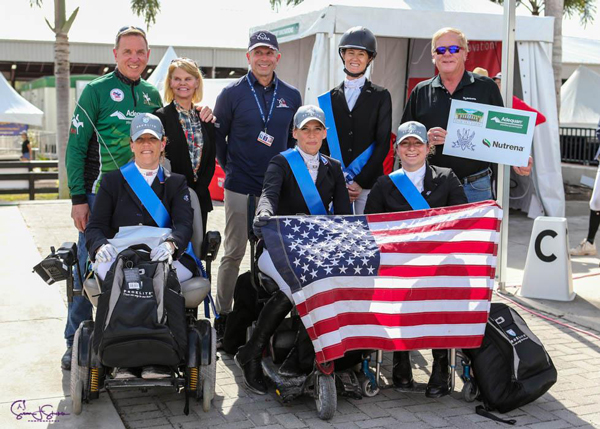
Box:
[155,58,216,232]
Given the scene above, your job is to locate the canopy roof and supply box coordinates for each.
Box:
[0,74,43,126]
[253,0,554,43]
[560,66,600,127]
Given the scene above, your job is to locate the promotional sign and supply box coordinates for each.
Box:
[443,100,537,167]
[0,122,27,136]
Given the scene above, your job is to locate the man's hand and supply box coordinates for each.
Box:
[513,156,533,176]
[195,105,216,123]
[71,203,90,233]
[427,127,447,146]
[347,182,362,202]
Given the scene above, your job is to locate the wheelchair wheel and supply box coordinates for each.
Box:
[200,326,217,412]
[315,374,337,421]
[462,380,479,402]
[359,373,379,397]
[70,325,89,415]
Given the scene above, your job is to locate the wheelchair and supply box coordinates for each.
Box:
[245,197,380,420]
[34,190,221,416]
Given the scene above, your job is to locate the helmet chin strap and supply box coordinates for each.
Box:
[343,58,372,78]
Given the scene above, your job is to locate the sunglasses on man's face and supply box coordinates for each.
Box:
[434,45,462,55]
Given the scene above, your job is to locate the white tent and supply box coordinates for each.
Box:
[560,66,600,128]
[0,73,43,126]
[147,47,239,109]
[147,46,179,101]
[253,0,565,217]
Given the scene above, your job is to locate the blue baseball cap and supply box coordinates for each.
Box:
[130,113,164,141]
[294,105,326,129]
[396,121,428,146]
[248,30,279,52]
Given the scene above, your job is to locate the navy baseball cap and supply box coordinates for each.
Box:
[248,30,279,52]
[396,121,428,146]
[294,105,326,129]
[130,113,164,141]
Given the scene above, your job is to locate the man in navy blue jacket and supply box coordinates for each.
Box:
[213,30,301,339]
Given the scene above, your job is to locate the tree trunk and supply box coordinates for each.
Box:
[545,0,564,115]
[55,0,70,199]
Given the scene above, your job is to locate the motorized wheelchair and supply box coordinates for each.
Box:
[34,190,221,416]
[244,197,381,420]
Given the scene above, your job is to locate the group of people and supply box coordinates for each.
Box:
[61,23,535,395]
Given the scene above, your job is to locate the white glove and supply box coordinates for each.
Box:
[95,244,117,263]
[151,241,175,262]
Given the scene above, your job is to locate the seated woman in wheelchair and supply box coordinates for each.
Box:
[85,112,197,379]
[235,105,352,395]
[364,121,467,398]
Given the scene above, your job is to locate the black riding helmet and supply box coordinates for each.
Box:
[338,26,377,78]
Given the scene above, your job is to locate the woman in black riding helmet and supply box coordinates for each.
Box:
[319,26,392,215]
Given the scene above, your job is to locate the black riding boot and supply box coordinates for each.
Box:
[235,291,293,394]
[392,351,414,388]
[426,349,450,398]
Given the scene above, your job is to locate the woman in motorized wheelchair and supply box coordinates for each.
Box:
[235,105,361,402]
[67,113,220,415]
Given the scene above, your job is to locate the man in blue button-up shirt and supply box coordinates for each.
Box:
[213,30,301,338]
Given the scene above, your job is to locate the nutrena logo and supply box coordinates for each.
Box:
[482,138,491,148]
[486,111,529,134]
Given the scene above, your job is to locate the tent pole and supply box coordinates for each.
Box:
[497,0,516,292]
[329,33,337,89]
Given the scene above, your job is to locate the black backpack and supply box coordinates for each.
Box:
[463,303,557,419]
[93,246,187,368]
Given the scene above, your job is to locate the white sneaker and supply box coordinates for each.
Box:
[141,365,171,380]
[114,368,138,379]
[569,239,597,256]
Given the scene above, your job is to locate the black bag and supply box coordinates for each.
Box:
[93,246,187,367]
[222,271,264,354]
[463,303,557,414]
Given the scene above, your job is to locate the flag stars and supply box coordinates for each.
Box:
[367,266,375,274]
[283,219,292,227]
[339,266,347,274]
[354,266,362,274]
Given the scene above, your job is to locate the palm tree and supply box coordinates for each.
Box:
[29,0,161,198]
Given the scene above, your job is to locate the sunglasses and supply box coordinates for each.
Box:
[116,26,146,38]
[171,57,199,67]
[434,45,462,55]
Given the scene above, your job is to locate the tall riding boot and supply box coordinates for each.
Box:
[426,349,450,398]
[235,291,293,394]
[392,351,414,388]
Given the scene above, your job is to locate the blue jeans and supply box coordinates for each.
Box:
[63,193,95,347]
[462,170,493,203]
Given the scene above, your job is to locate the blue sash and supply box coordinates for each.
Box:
[120,162,205,270]
[120,161,171,228]
[281,148,328,215]
[388,169,431,210]
[318,91,376,183]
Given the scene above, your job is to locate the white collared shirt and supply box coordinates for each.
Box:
[296,146,320,183]
[402,163,426,193]
[135,163,159,186]
[344,76,366,111]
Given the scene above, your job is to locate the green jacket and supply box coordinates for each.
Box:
[65,70,162,204]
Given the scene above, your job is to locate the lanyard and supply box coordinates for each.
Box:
[246,74,278,133]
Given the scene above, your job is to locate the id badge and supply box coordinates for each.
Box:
[257,131,274,147]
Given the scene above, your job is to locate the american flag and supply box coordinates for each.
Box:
[261,200,503,364]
